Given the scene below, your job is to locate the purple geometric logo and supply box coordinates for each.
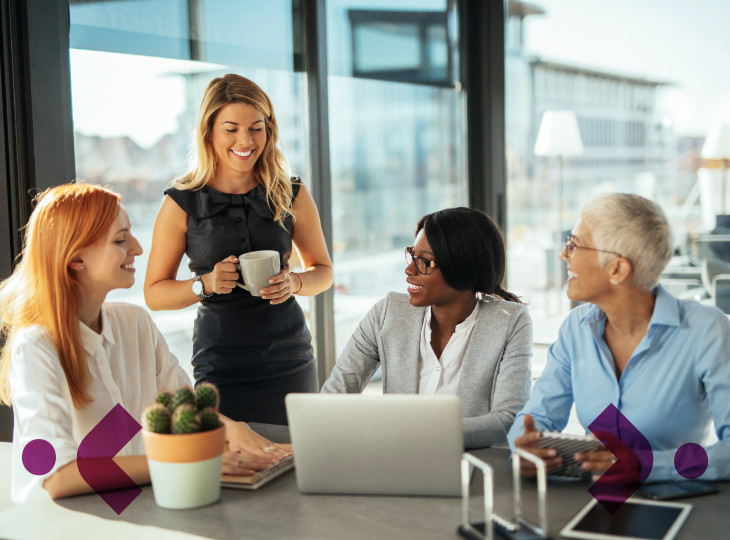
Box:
[587,404,711,513]
[77,404,143,514]
[22,439,56,476]
[674,442,708,479]
[588,404,653,513]
[22,404,143,515]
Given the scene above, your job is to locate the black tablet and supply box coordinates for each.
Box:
[561,497,692,540]
[637,480,718,501]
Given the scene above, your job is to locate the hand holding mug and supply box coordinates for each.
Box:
[236,250,281,298]
[260,269,300,305]
[202,255,240,295]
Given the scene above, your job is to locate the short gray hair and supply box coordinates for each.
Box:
[580,193,673,290]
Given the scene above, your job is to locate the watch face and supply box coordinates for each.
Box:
[192,278,203,296]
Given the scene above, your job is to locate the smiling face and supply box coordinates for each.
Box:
[560,218,613,303]
[210,102,267,185]
[405,229,464,308]
[76,207,143,297]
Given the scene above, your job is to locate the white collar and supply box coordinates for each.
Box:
[78,305,115,354]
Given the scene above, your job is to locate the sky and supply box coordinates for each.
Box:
[70,50,208,148]
[523,0,730,137]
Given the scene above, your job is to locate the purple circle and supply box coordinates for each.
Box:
[674,443,708,479]
[22,439,56,476]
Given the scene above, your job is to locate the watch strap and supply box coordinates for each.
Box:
[193,275,214,298]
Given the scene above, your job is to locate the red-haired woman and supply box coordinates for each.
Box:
[0,183,288,503]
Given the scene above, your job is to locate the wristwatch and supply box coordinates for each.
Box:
[192,275,213,299]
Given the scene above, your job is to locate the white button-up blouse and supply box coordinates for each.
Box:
[9,302,191,503]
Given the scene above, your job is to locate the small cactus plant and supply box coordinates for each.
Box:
[195,382,220,410]
[144,383,221,435]
[155,391,172,409]
[142,403,172,433]
[172,403,201,434]
[171,386,196,411]
[199,407,221,431]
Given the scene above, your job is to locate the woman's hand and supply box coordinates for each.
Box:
[513,414,564,477]
[260,268,298,305]
[221,450,272,476]
[225,421,292,467]
[202,255,240,295]
[575,431,640,485]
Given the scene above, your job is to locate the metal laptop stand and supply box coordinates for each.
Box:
[458,450,551,540]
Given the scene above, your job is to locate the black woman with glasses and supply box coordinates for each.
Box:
[509,193,730,484]
[321,207,532,449]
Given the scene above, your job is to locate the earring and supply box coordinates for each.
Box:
[610,279,618,285]
[79,266,85,270]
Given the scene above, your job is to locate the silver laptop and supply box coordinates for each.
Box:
[285,393,464,496]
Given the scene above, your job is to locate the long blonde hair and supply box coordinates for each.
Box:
[174,74,293,224]
[0,183,121,408]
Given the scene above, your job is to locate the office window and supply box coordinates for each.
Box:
[327,0,466,355]
[69,1,310,374]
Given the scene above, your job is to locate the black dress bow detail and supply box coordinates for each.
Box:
[164,183,275,221]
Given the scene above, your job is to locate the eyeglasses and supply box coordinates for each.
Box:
[564,235,624,258]
[405,246,438,275]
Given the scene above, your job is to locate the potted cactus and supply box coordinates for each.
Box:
[141,383,225,509]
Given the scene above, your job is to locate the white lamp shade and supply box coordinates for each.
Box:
[534,110,584,157]
[701,120,730,159]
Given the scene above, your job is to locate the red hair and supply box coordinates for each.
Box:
[0,183,121,407]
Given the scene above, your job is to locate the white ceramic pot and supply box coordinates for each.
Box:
[142,426,225,509]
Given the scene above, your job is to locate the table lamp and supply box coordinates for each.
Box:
[701,120,730,219]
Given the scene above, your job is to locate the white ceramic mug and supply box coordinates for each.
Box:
[237,250,280,296]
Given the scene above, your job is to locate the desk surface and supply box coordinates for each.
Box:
[62,425,730,539]
[5,425,730,539]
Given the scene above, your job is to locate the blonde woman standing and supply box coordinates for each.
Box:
[145,74,333,425]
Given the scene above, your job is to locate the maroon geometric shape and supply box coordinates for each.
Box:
[22,439,56,476]
[77,404,142,515]
[587,404,653,513]
[674,443,708,479]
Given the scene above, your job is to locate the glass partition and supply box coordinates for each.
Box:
[326,0,467,355]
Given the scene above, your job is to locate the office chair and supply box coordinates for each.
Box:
[702,258,730,314]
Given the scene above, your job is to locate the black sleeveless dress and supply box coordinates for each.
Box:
[164,179,318,425]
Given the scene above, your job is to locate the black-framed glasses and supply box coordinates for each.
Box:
[405,246,438,275]
[564,235,625,258]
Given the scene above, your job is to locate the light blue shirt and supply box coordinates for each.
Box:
[507,285,730,482]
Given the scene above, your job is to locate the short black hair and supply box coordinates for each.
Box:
[415,207,522,303]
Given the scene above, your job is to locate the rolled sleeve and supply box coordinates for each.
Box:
[9,330,79,503]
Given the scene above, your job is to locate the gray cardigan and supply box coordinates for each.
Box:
[321,292,533,449]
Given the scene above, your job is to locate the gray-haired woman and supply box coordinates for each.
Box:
[508,193,730,484]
